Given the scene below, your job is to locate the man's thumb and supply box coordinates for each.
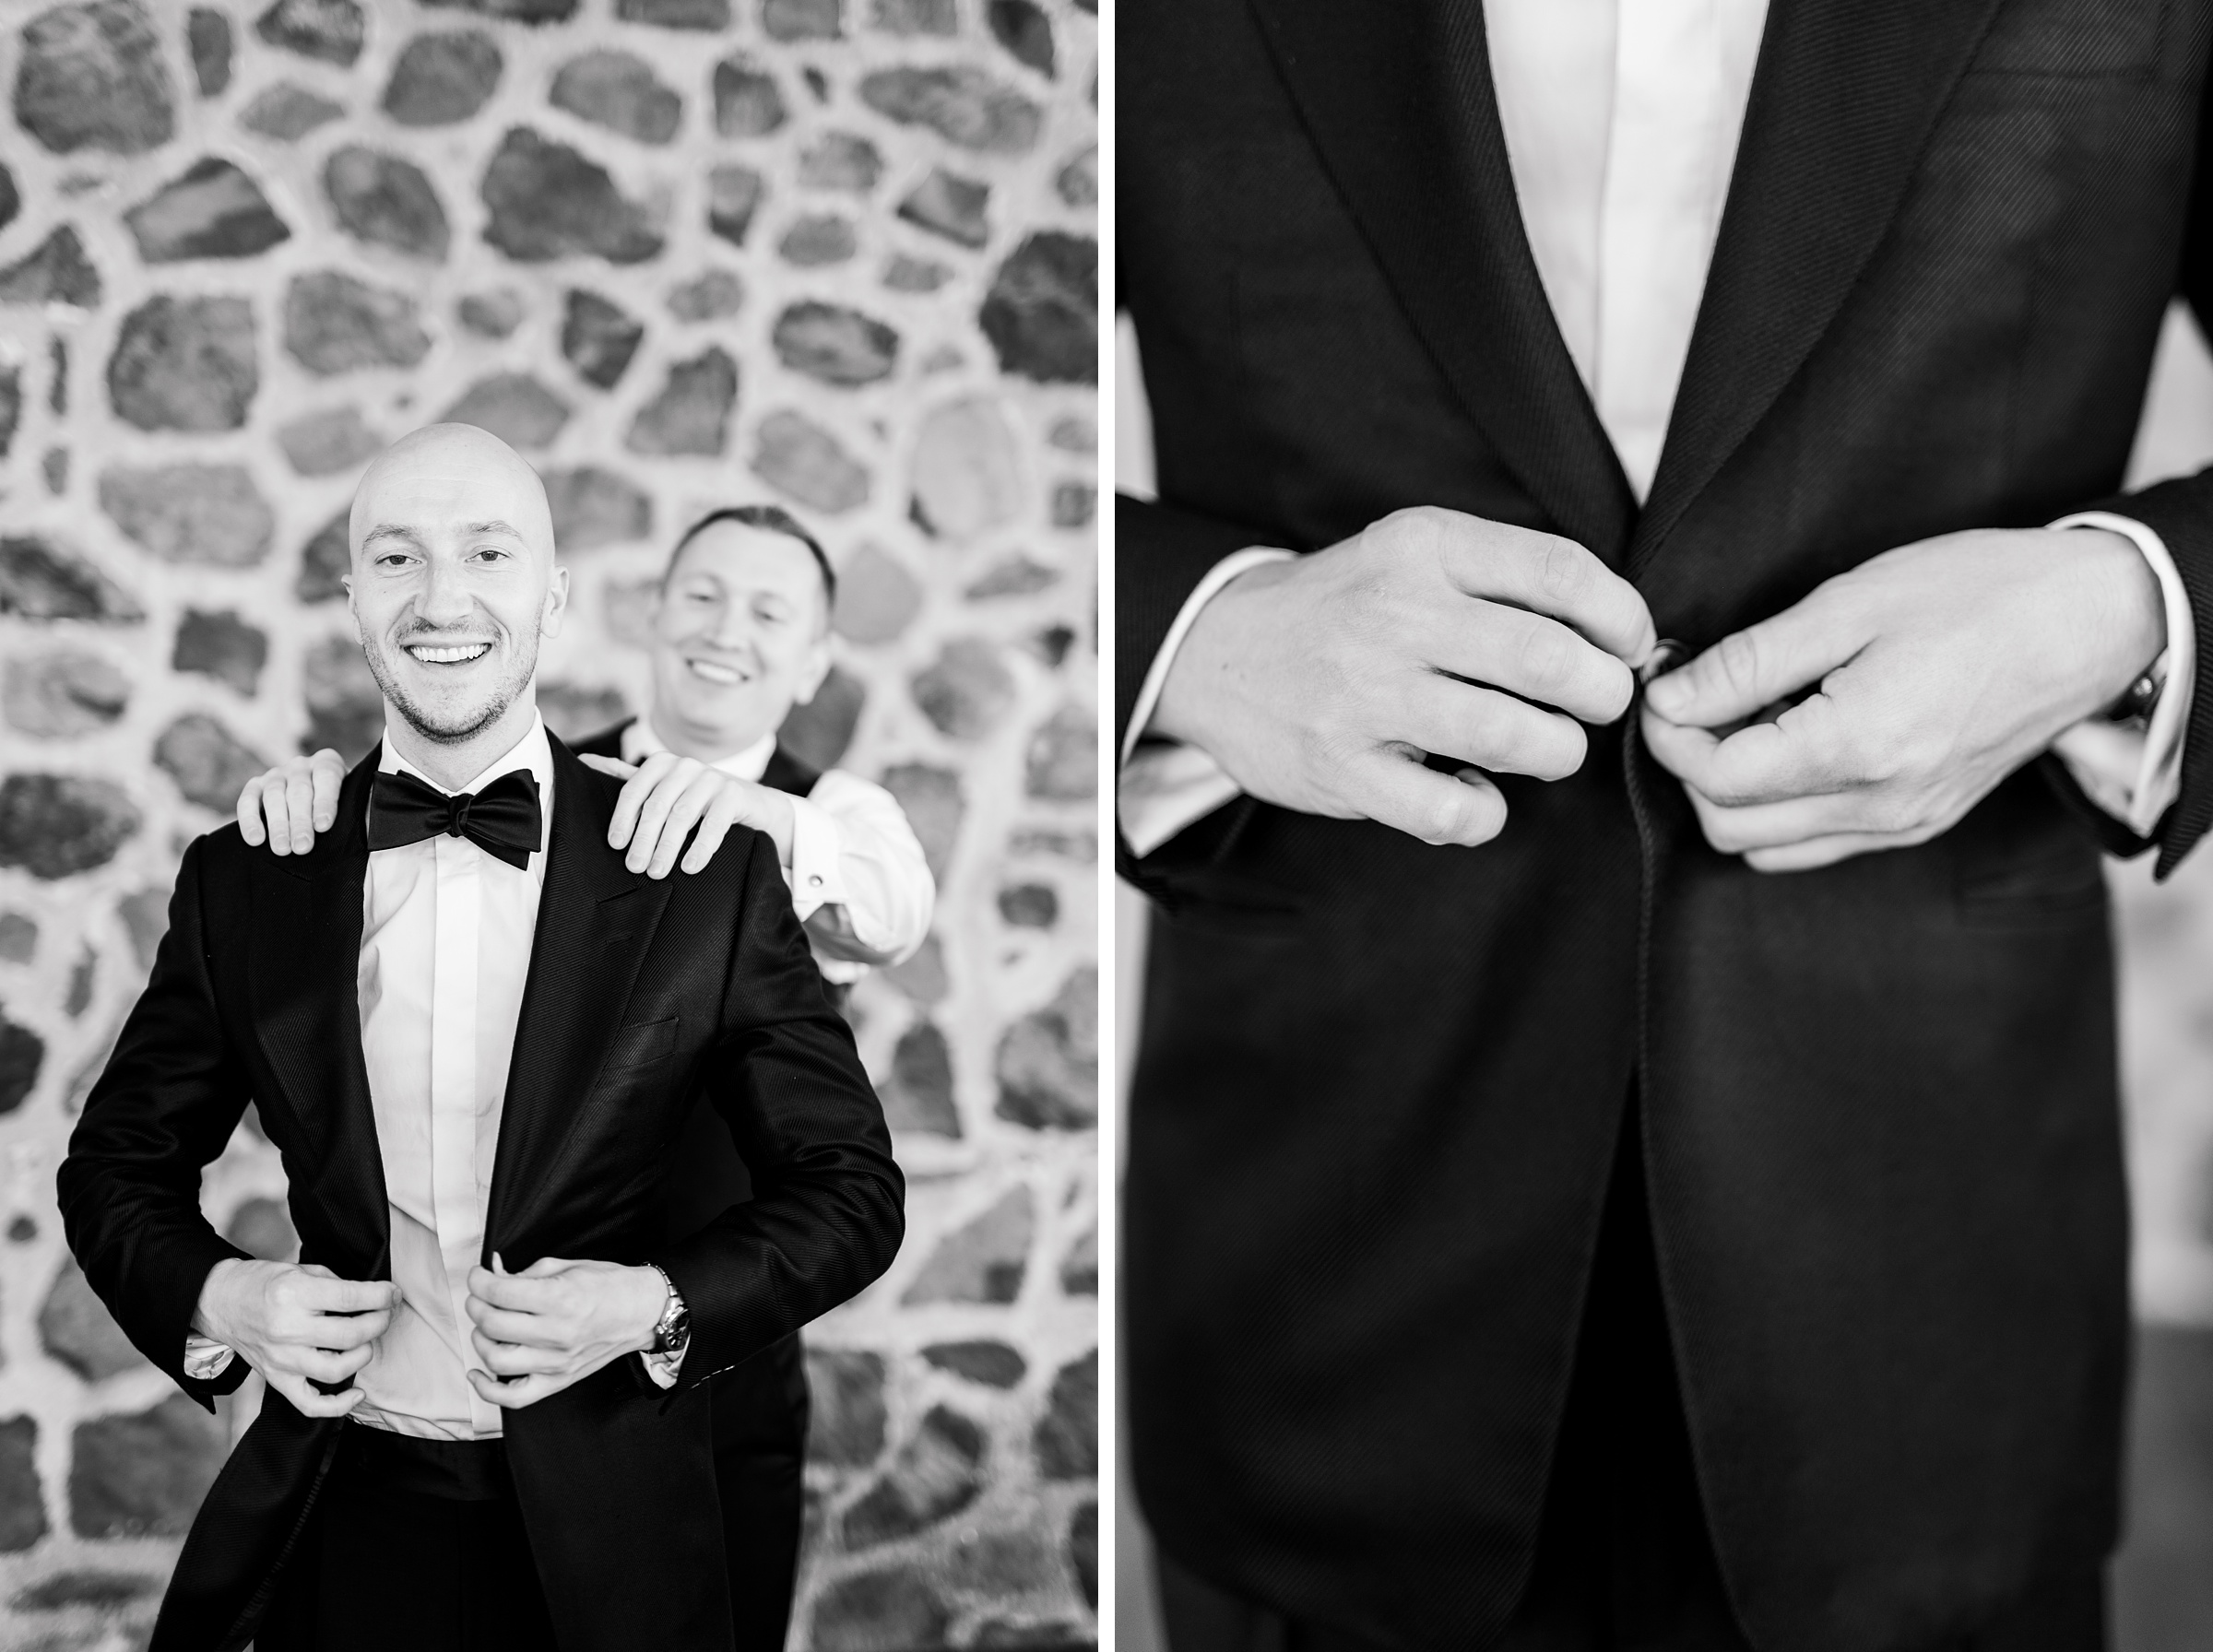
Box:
[1644,615,1833,728]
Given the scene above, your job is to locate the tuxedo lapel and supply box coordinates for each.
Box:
[1632,0,2006,573]
[248,749,389,1271]
[1246,0,1637,561]
[484,736,672,1254]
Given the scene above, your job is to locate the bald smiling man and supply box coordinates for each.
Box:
[56,426,904,1652]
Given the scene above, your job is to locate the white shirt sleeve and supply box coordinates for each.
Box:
[639,1343,685,1387]
[1118,548,1296,859]
[789,771,935,976]
[183,1333,234,1381]
[2046,513,2195,839]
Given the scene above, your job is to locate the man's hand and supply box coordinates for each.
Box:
[1639,526,2165,872]
[462,1255,669,1410]
[576,751,796,876]
[238,750,346,854]
[1151,507,1657,847]
[194,1258,399,1419]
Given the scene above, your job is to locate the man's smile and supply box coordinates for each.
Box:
[405,642,494,666]
[684,655,750,686]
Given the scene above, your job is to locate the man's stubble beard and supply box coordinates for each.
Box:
[361,622,541,747]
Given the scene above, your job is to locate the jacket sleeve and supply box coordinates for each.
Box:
[55,838,254,1410]
[651,835,905,1390]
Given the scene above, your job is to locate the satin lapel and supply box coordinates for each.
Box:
[1631,0,2006,574]
[248,749,389,1270]
[484,736,670,1255]
[1246,0,1637,561]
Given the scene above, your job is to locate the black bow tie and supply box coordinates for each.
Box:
[368,768,542,869]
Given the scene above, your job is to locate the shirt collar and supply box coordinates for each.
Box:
[377,709,555,862]
[621,714,776,784]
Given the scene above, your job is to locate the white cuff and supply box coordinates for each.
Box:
[183,1334,235,1382]
[2049,512,2195,838]
[785,795,846,923]
[1118,548,1296,858]
[640,1341,686,1388]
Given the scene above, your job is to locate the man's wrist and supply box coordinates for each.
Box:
[1150,555,1292,750]
[192,1257,246,1346]
[2056,523,2168,708]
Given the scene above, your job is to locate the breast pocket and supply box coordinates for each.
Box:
[604,1015,679,1071]
[1970,0,2165,78]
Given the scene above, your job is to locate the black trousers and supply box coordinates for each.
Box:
[1156,1103,2108,1652]
[715,1332,811,1652]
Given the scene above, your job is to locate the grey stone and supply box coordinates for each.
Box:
[898,169,988,248]
[0,536,141,622]
[1049,415,1094,453]
[841,1404,983,1547]
[668,269,744,322]
[552,50,680,144]
[0,225,100,307]
[172,609,267,695]
[965,556,1059,599]
[912,396,1023,540]
[0,775,140,879]
[882,933,947,1005]
[383,30,502,126]
[1028,620,1077,665]
[277,406,381,475]
[65,946,93,1016]
[0,166,14,233]
[458,289,524,337]
[902,1186,1030,1305]
[972,1619,1090,1649]
[482,128,664,264]
[224,1196,297,1262]
[988,0,1054,77]
[108,295,256,431]
[1057,145,1096,207]
[998,882,1057,927]
[912,639,1015,740]
[880,762,962,880]
[14,0,174,155]
[995,965,1095,1130]
[870,0,954,30]
[5,649,129,737]
[799,132,882,191]
[1052,480,1096,526]
[4,1216,30,1242]
[751,410,869,513]
[124,159,289,262]
[707,165,766,244]
[883,254,950,293]
[983,233,1097,383]
[41,446,66,493]
[1033,1350,1095,1479]
[442,372,571,449]
[285,270,432,374]
[953,1536,1063,1605]
[100,465,273,566]
[765,0,840,40]
[422,0,575,19]
[296,512,349,602]
[1059,1225,1096,1295]
[833,543,923,644]
[538,681,628,744]
[1026,702,1095,799]
[188,7,231,95]
[39,1256,140,1380]
[302,635,383,761]
[778,665,864,770]
[239,81,342,139]
[0,914,35,963]
[12,1571,160,1611]
[544,466,653,550]
[780,215,857,266]
[0,1420,45,1552]
[0,364,17,458]
[805,1347,886,1467]
[156,714,269,813]
[0,1015,41,1114]
[69,1397,226,1538]
[626,348,738,455]
[325,146,450,261]
[923,1339,1025,1387]
[880,1020,958,1137]
[254,0,361,65]
[859,65,1042,154]
[562,290,644,388]
[713,58,786,136]
[617,0,726,22]
[117,889,167,970]
[811,1568,952,1652]
[773,301,898,387]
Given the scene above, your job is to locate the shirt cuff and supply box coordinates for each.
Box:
[640,1342,686,1388]
[1118,547,1296,857]
[183,1335,235,1382]
[2048,512,2194,838]
[785,795,846,923]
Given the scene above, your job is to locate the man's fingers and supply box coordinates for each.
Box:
[474,1333,563,1375]
[645,779,715,879]
[282,765,316,854]
[310,749,345,832]
[1434,521,1656,666]
[290,1274,403,1316]
[272,1373,364,1418]
[621,759,698,871]
[236,777,267,846]
[468,1368,552,1410]
[1643,600,1862,730]
[1426,604,1638,726]
[467,1266,550,1310]
[607,753,680,850]
[290,1306,392,1350]
[1403,677,1587,782]
[1678,788,1864,857]
[1745,832,1919,873]
[680,790,743,875]
[1343,749,1509,848]
[578,753,640,780]
[1639,694,1860,808]
[467,1305,562,1349]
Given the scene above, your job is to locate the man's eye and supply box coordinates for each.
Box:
[468,546,509,561]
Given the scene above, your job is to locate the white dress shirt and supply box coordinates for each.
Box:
[188,712,678,1436]
[620,716,934,987]
[1120,0,2193,856]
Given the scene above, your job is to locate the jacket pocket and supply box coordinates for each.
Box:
[1955,839,2109,929]
[604,1016,679,1070]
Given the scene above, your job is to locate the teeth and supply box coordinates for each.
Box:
[687,659,743,685]
[408,643,491,665]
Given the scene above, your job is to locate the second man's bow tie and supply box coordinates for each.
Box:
[369,769,542,869]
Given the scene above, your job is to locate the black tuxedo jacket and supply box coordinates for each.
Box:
[57,735,903,1652]
[1123,3,2213,1650]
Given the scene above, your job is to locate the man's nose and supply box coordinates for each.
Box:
[413,556,476,627]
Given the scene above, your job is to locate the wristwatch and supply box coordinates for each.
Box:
[645,1263,691,1358]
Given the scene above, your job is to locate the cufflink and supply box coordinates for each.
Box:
[2102,666,2163,727]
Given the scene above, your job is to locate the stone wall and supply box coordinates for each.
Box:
[0,0,1097,1645]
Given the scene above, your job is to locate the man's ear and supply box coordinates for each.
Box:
[541,563,572,639]
[792,634,833,706]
